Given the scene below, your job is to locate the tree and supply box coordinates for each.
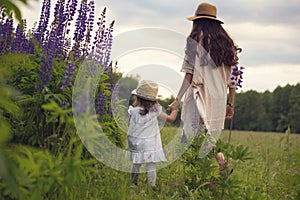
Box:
[233,90,266,131]
[288,83,300,133]
[270,85,293,132]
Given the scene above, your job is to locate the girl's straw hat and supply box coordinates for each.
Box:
[132,80,158,101]
[186,2,223,24]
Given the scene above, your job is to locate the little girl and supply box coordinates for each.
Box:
[126,80,178,187]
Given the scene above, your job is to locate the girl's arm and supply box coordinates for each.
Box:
[160,109,179,123]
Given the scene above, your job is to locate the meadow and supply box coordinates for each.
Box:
[56,129,299,200]
[1,1,299,199]
[91,129,300,200]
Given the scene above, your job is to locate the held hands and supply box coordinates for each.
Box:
[168,98,180,112]
[168,98,233,119]
[164,98,179,123]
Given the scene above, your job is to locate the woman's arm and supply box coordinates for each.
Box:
[169,73,193,108]
[225,87,235,120]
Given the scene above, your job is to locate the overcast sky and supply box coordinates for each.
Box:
[19,0,300,94]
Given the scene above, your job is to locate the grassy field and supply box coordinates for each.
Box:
[220,130,300,200]
[3,128,299,199]
[86,128,300,200]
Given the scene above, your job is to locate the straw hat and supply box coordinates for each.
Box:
[187,2,223,24]
[131,80,158,101]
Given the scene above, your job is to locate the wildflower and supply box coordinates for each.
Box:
[72,0,88,60]
[230,65,245,90]
[0,17,14,53]
[102,20,114,67]
[83,0,95,56]
[12,20,29,53]
[95,91,106,120]
[34,0,51,43]
[61,0,91,102]
[92,8,107,66]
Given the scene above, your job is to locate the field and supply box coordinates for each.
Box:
[78,129,300,200]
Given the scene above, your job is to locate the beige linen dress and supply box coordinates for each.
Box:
[180,40,235,154]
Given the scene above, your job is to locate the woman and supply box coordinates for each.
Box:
[169,2,241,157]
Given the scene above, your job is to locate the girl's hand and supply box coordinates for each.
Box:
[225,105,234,120]
[168,99,180,111]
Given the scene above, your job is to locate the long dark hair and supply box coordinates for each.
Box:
[133,96,157,116]
[189,18,241,67]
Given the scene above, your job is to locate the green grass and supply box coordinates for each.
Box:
[118,128,300,199]
[2,128,299,199]
[85,129,300,199]
[220,130,300,200]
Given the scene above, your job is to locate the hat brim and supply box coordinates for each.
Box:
[131,89,158,101]
[186,16,223,24]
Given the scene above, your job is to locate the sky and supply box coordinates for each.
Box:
[18,0,300,95]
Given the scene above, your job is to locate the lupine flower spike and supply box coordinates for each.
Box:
[230,66,245,90]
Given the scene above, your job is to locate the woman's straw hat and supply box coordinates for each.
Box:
[131,80,158,101]
[186,2,223,24]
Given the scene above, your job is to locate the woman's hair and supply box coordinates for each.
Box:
[189,18,241,67]
[133,96,157,115]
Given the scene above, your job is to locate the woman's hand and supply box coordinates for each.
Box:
[225,105,234,120]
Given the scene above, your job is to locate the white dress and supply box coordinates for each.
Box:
[126,105,167,164]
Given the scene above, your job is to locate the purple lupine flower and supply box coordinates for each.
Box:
[62,0,78,52]
[72,0,88,60]
[60,0,89,102]
[34,0,51,43]
[37,43,52,91]
[83,0,95,57]
[92,8,107,66]
[92,10,114,69]
[12,20,29,53]
[0,17,14,53]
[52,0,67,58]
[0,9,7,52]
[37,0,68,91]
[230,66,245,90]
[95,91,107,120]
[37,26,57,91]
[0,8,6,35]
[102,20,114,68]
[66,0,78,20]
[60,62,77,93]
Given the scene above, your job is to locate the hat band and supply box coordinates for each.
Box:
[136,90,156,100]
[196,13,216,18]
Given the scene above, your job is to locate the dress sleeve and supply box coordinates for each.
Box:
[181,37,196,74]
[128,105,134,115]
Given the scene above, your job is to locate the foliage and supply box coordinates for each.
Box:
[0,0,38,22]
[176,135,252,199]
[0,0,122,199]
[231,84,300,133]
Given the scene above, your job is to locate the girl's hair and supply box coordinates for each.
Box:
[189,18,241,67]
[133,96,157,116]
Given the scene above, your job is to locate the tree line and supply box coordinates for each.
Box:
[118,76,300,133]
[228,83,300,133]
